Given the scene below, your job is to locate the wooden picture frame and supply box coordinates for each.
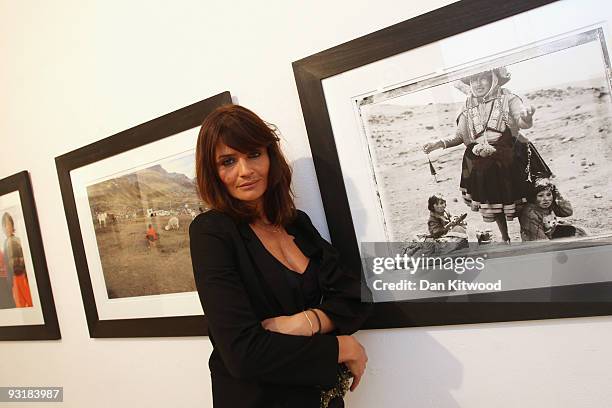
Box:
[293,0,612,328]
[56,92,232,337]
[0,171,60,340]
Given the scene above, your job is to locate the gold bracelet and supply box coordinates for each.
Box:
[308,308,323,334]
[303,310,315,336]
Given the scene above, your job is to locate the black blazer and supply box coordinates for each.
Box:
[189,209,372,408]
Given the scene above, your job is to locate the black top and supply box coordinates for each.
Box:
[250,227,322,311]
[189,209,373,408]
[282,259,322,311]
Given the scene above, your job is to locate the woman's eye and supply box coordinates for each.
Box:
[220,157,236,166]
[248,151,262,158]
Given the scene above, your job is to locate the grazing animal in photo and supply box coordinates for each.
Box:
[164,216,180,231]
[97,212,107,227]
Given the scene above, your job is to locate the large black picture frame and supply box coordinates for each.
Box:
[293,0,612,328]
[56,92,232,338]
[0,171,60,341]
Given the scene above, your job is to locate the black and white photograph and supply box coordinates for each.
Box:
[358,27,611,250]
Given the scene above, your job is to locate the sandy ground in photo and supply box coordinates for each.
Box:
[94,214,196,298]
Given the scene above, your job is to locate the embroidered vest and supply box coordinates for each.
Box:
[464,89,510,138]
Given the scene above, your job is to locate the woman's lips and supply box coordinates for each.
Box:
[238,180,259,189]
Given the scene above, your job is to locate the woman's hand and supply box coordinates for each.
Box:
[337,335,368,392]
[520,105,536,122]
[423,140,443,154]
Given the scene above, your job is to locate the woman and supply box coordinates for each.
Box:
[190,104,372,408]
[423,67,551,243]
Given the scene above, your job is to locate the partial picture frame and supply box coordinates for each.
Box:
[56,92,232,337]
[0,171,60,341]
[293,0,612,328]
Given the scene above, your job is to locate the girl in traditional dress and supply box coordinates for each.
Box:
[423,67,551,243]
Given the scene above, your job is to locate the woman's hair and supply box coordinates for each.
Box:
[2,212,14,230]
[428,194,446,212]
[195,104,296,225]
[529,177,557,203]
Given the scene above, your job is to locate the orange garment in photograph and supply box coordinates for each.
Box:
[13,274,32,308]
[146,226,158,241]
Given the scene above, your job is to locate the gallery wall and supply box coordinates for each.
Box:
[1,0,612,407]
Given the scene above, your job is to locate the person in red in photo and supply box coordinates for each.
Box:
[145,224,158,249]
[2,213,32,308]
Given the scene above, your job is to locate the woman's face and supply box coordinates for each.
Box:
[2,220,14,237]
[470,72,493,97]
[535,189,553,209]
[433,200,446,214]
[215,142,270,205]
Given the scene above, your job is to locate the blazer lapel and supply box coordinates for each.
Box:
[237,222,299,315]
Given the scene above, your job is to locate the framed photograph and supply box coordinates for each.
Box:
[293,0,612,328]
[56,92,231,337]
[0,171,60,340]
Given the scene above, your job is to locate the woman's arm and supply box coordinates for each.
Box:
[508,94,535,129]
[261,308,335,336]
[190,213,339,388]
[442,113,469,148]
[423,117,465,154]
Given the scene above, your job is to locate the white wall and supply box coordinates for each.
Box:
[1,1,612,407]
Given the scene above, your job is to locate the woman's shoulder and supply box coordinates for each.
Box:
[294,208,311,223]
[293,209,324,234]
[190,209,237,234]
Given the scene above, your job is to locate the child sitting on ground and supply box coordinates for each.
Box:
[427,194,468,239]
[519,178,586,241]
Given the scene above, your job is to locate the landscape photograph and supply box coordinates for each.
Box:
[86,152,206,299]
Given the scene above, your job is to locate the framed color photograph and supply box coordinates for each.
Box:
[56,92,231,337]
[0,171,60,340]
[293,0,612,328]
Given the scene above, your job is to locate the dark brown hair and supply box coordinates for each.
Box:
[2,212,14,231]
[428,194,446,212]
[195,104,296,225]
[528,177,558,203]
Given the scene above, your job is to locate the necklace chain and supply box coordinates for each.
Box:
[254,221,282,233]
